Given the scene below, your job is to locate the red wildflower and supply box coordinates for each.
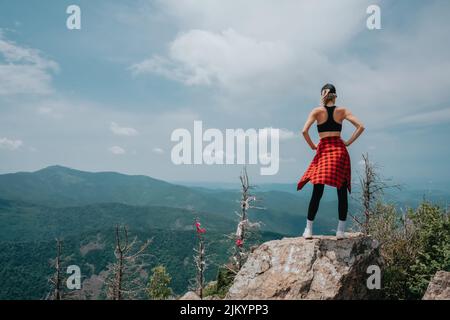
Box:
[195,221,206,234]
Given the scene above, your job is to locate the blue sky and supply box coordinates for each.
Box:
[0,0,449,186]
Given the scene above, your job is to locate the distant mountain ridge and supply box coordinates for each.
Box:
[0,165,339,235]
[0,165,217,208]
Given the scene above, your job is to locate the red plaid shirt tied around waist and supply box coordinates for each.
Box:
[297,136,351,193]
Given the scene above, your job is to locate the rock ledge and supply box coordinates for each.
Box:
[226,233,381,300]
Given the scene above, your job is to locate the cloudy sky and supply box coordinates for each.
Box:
[0,0,449,186]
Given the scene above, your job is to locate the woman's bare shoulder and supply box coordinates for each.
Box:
[336,106,350,114]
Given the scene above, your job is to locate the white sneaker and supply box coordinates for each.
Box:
[303,228,313,239]
[336,231,345,240]
[336,220,346,240]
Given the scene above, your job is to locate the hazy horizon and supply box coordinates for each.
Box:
[2,164,449,194]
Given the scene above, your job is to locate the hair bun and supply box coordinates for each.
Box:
[321,83,336,94]
[320,84,337,106]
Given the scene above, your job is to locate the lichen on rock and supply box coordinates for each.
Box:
[423,271,450,300]
[226,233,382,300]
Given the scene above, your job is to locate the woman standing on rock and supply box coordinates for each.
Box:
[297,84,365,239]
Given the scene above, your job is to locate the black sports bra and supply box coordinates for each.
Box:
[317,106,342,133]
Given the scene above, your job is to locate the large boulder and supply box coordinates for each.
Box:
[423,271,450,300]
[226,233,381,300]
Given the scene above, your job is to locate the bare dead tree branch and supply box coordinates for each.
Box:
[230,166,263,272]
[353,153,401,233]
[47,238,63,300]
[191,218,207,299]
[106,225,151,300]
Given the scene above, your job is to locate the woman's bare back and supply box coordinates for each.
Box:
[314,106,346,138]
[302,105,364,149]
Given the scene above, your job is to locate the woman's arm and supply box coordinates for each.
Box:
[343,108,365,146]
[302,109,318,150]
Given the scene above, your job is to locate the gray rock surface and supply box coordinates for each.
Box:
[423,271,450,300]
[226,233,381,300]
[179,291,201,300]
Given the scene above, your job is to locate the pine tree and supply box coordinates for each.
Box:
[147,265,172,300]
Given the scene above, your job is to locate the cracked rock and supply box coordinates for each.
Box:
[225,233,381,300]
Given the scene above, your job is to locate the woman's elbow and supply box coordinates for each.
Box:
[359,124,365,131]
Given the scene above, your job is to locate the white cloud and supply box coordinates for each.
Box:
[152,147,164,154]
[109,146,126,155]
[131,28,295,92]
[157,0,365,48]
[0,65,55,96]
[0,137,23,150]
[260,128,296,141]
[0,32,58,70]
[130,0,450,130]
[278,128,296,141]
[36,106,63,119]
[110,122,139,136]
[0,31,58,96]
[131,0,367,95]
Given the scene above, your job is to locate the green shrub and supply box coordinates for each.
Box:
[147,265,173,300]
[202,265,236,299]
[407,203,450,298]
[368,201,450,299]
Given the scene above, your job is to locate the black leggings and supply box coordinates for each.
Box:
[307,184,348,221]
